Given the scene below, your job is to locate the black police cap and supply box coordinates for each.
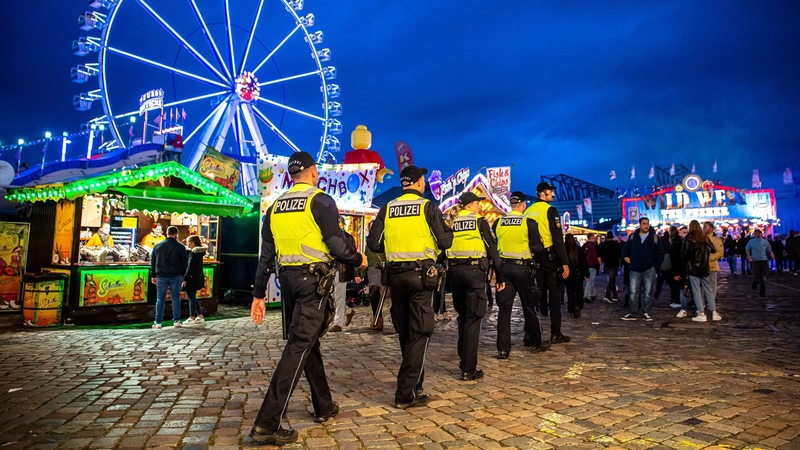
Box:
[287,151,317,175]
[458,191,485,206]
[536,182,556,193]
[400,166,428,186]
[509,191,527,204]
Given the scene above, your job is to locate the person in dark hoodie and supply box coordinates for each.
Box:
[621,217,663,322]
[151,226,189,328]
[182,235,207,326]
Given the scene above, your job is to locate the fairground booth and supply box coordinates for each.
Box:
[434,167,512,222]
[620,173,779,235]
[256,154,381,305]
[4,161,254,325]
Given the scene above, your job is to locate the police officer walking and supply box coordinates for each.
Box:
[493,191,549,358]
[447,191,504,380]
[249,151,365,446]
[367,166,453,409]
[524,182,571,344]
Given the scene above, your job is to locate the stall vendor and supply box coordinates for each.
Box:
[86,222,114,248]
[140,223,165,249]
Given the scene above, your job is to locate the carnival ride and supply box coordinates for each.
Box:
[71,0,341,195]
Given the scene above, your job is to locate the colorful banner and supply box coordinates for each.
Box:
[53,200,75,264]
[486,167,511,198]
[621,186,777,227]
[256,154,379,213]
[79,267,149,307]
[198,146,241,191]
[0,222,29,311]
[583,198,593,215]
[394,141,414,173]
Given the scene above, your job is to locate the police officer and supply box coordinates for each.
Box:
[493,191,549,358]
[524,182,571,344]
[249,151,365,445]
[447,191,504,380]
[367,165,453,409]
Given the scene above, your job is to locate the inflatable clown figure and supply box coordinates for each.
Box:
[343,125,393,183]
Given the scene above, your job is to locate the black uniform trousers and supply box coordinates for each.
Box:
[449,264,488,374]
[604,266,619,300]
[387,267,434,403]
[536,262,564,337]
[496,262,542,353]
[254,269,335,431]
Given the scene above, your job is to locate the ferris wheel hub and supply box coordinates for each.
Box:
[235,71,260,102]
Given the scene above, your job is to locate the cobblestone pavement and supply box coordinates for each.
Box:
[1,269,799,449]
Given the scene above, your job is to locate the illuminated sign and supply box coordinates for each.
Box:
[138,88,164,115]
[435,168,470,200]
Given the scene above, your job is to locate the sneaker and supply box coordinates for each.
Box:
[692,312,707,322]
[183,318,196,326]
[676,309,688,318]
[550,334,571,344]
[194,316,205,325]
[669,303,682,309]
[712,311,722,321]
[152,323,162,329]
[459,369,484,381]
[249,425,298,445]
[621,314,638,321]
[173,321,182,328]
[643,313,653,322]
[394,394,429,409]
[308,401,339,423]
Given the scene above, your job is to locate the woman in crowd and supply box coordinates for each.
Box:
[667,226,690,317]
[182,235,207,325]
[681,220,721,322]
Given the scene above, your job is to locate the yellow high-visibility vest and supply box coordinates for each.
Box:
[270,184,331,266]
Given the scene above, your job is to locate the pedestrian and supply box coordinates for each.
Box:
[493,191,548,358]
[524,182,571,344]
[620,217,662,322]
[446,191,504,381]
[736,233,751,275]
[723,234,737,274]
[787,231,800,274]
[564,233,589,318]
[150,226,188,329]
[249,151,365,446]
[182,235,207,326]
[362,224,385,331]
[770,234,785,274]
[682,220,721,322]
[598,231,621,303]
[367,165,453,409]
[704,221,724,311]
[746,229,775,297]
[668,226,691,318]
[582,233,600,303]
[329,217,357,332]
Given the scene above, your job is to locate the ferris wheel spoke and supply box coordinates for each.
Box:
[107,47,228,89]
[134,0,230,84]
[256,97,325,122]
[233,107,246,157]
[258,70,321,87]
[224,0,237,77]
[251,105,303,153]
[238,0,265,75]
[182,95,233,144]
[240,104,268,155]
[188,0,232,80]
[251,24,303,76]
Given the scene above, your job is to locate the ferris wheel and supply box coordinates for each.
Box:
[71,0,342,195]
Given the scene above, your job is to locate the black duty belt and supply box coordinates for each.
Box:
[502,258,531,266]
[449,258,482,266]
[386,261,426,270]
[279,262,331,272]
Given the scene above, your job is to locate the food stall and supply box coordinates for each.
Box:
[5,161,254,324]
[620,173,779,236]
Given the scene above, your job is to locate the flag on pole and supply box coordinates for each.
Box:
[669,164,675,176]
[609,169,616,180]
[648,165,655,179]
[631,166,636,180]
[576,204,583,220]
[691,163,696,173]
[752,169,761,188]
[181,108,187,120]
[583,198,593,214]
[128,125,134,137]
[169,109,174,123]
[153,114,162,125]
[712,160,718,174]
[784,168,794,185]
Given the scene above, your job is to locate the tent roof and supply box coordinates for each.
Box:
[4,161,254,217]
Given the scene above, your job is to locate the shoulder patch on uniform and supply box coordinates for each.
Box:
[273,197,307,213]
[553,216,562,228]
[388,203,421,218]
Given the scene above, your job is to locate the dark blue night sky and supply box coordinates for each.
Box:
[1,1,798,193]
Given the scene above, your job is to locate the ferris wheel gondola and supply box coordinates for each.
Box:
[71,0,342,195]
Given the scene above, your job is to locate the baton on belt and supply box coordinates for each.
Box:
[372,285,387,327]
